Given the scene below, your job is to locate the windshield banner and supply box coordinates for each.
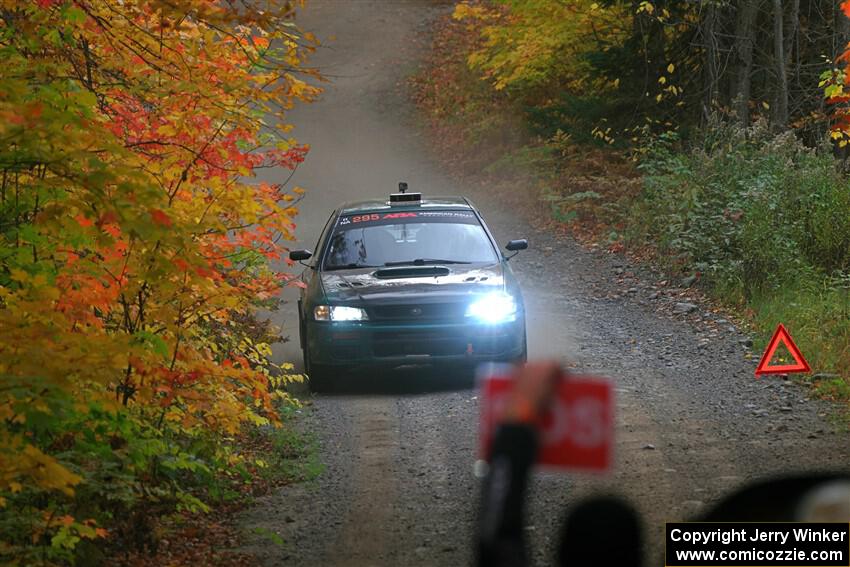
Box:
[338,210,477,228]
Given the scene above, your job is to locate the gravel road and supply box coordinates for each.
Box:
[240,1,850,565]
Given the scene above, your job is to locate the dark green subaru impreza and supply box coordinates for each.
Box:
[289,186,528,391]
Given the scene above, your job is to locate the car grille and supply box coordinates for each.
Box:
[372,330,512,358]
[368,303,466,323]
[373,330,466,357]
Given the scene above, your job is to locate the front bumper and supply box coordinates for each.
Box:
[305,319,525,368]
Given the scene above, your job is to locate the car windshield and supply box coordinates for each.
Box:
[323,210,498,270]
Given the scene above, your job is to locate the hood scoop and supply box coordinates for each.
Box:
[337,281,366,288]
[374,266,450,279]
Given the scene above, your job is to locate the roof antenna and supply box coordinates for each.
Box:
[398,181,408,194]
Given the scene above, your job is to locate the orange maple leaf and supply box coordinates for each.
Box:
[149,209,173,227]
[59,515,75,527]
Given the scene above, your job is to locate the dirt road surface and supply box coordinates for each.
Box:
[241,1,850,565]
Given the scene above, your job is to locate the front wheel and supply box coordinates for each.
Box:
[306,359,334,393]
[515,325,528,364]
[304,343,334,393]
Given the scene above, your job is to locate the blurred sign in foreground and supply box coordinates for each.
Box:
[479,368,614,473]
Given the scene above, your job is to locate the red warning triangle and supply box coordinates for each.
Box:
[755,323,811,376]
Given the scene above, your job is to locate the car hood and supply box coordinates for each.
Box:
[320,263,505,304]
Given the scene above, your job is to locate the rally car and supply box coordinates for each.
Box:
[289,184,528,391]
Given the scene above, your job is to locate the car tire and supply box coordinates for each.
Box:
[513,324,528,365]
[308,364,334,393]
[459,364,477,389]
[304,346,334,393]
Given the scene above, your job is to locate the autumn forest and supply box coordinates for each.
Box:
[2,0,850,565]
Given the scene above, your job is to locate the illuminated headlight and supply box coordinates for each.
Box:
[465,293,517,324]
[314,305,368,322]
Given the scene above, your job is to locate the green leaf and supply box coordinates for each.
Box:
[134,331,170,359]
[63,7,87,24]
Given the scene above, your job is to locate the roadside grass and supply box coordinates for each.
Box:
[252,404,324,485]
[410,10,850,405]
[750,286,850,401]
[631,123,850,404]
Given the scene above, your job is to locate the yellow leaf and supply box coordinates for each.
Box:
[37,286,60,301]
[667,63,675,73]
[658,76,666,85]
[10,268,28,282]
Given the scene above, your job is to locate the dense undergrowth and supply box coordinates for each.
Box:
[411,7,850,401]
[635,121,850,391]
[109,403,321,567]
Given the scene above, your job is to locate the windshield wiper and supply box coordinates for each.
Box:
[383,259,472,267]
[325,263,378,271]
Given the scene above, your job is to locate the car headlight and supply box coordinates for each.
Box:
[465,292,517,324]
[314,305,368,322]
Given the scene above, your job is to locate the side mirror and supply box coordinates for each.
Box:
[289,249,313,262]
[505,239,528,252]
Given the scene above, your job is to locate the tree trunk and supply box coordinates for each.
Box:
[729,0,759,124]
[783,0,799,113]
[702,0,721,122]
[773,0,788,128]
